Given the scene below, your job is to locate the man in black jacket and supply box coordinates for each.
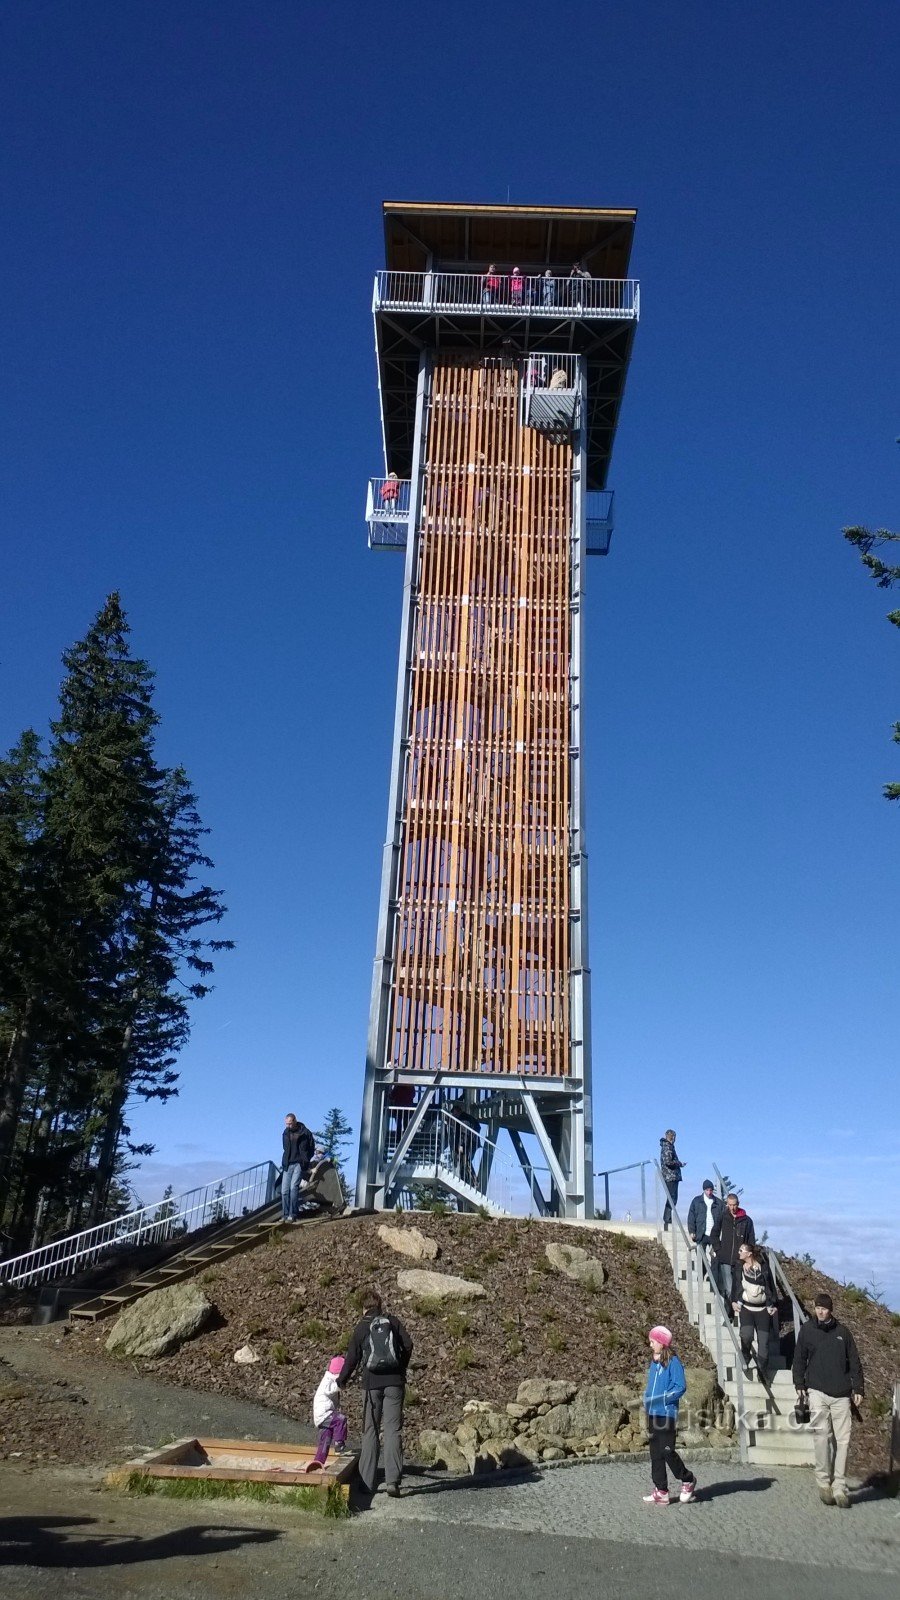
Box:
[792,1292,864,1508]
[337,1289,414,1497]
[687,1179,723,1251]
[708,1192,755,1308]
[281,1112,314,1222]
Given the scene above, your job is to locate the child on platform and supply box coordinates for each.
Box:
[642,1325,697,1505]
[305,1356,349,1471]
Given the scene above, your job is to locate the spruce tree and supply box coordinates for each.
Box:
[0,593,231,1242]
[844,525,900,801]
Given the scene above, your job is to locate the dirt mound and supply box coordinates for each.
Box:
[77,1214,711,1438]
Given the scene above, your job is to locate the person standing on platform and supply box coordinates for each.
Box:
[337,1288,414,1499]
[659,1130,685,1228]
[281,1112,314,1223]
[792,1292,864,1509]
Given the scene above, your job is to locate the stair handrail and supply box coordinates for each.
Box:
[0,1160,279,1291]
[767,1247,808,1339]
[655,1162,752,1459]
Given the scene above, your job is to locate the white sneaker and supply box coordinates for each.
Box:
[679,1476,697,1503]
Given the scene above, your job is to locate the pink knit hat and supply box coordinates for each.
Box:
[648,1325,673,1347]
[329,1356,344,1375]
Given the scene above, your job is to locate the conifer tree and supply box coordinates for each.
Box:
[844,525,900,801]
[0,594,231,1242]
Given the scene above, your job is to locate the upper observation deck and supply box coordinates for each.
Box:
[375,202,638,492]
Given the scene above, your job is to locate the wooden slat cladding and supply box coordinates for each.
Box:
[389,356,573,1077]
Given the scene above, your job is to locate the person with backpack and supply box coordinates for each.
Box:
[281,1112,315,1223]
[336,1288,413,1497]
[641,1324,697,1505]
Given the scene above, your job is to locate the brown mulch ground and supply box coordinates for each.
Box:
[76,1214,712,1436]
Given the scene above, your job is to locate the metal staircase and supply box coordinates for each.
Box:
[656,1168,815,1467]
[386,1108,515,1216]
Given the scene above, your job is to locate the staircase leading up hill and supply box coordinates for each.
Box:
[659,1180,815,1468]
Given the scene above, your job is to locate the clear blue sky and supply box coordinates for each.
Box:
[1,2,897,1301]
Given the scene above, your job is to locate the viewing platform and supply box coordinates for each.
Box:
[374,271,639,321]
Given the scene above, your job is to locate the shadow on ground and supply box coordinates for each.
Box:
[0,1515,280,1568]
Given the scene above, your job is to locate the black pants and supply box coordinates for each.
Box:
[662,1179,680,1224]
[647,1416,691,1492]
[739,1307,772,1373]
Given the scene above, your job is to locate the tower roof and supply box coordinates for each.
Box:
[383,201,636,275]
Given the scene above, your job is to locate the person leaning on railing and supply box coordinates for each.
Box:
[380,472,400,510]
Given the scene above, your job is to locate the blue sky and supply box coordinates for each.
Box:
[1,2,897,1302]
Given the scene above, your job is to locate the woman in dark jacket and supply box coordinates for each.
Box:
[732,1241,778,1378]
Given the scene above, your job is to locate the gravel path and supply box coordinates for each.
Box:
[363,1457,900,1577]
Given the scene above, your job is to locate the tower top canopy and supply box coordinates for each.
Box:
[383,201,636,275]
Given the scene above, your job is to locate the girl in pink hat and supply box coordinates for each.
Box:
[305,1355,351,1471]
[642,1325,697,1505]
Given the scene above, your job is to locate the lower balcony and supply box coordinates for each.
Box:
[585,490,614,555]
[367,476,411,550]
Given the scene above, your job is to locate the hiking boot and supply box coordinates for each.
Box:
[818,1486,835,1505]
[679,1476,697,1503]
[642,1489,671,1505]
[833,1490,851,1509]
[385,1483,401,1498]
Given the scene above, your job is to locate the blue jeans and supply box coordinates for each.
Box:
[716,1261,734,1306]
[281,1162,303,1220]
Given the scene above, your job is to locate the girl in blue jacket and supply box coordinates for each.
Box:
[642,1325,697,1504]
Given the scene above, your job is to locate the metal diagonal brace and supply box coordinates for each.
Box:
[521,1092,570,1202]
[382,1082,439,1197]
[509,1130,550,1216]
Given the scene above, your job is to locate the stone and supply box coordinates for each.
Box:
[512,1433,540,1460]
[516,1378,577,1408]
[462,1399,494,1415]
[396,1269,485,1300]
[544,1241,608,1291]
[684,1367,719,1428]
[418,1429,468,1474]
[542,1446,566,1461]
[378,1224,439,1262]
[105,1283,213,1360]
[533,1404,572,1437]
[567,1384,628,1439]
[568,1258,608,1292]
[505,1402,530,1420]
[233,1344,261,1365]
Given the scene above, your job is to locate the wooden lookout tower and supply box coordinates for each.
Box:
[356,202,639,1217]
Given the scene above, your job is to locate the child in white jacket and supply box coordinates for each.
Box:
[306,1356,349,1470]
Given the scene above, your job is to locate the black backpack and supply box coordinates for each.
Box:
[364,1314,400,1373]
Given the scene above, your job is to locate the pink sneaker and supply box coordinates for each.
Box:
[642,1488,671,1505]
[679,1476,697,1503]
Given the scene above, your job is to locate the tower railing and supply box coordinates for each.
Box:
[374,271,640,320]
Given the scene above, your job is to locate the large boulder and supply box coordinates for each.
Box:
[378,1224,439,1261]
[516,1378,577,1408]
[106,1283,213,1359]
[418,1429,468,1473]
[684,1366,719,1428]
[568,1383,629,1439]
[544,1242,608,1292]
[396,1269,485,1300]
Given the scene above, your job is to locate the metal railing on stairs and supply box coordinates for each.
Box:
[384,1105,552,1216]
[0,1161,279,1290]
[654,1162,754,1461]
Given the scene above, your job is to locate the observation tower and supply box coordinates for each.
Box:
[356,202,639,1217]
